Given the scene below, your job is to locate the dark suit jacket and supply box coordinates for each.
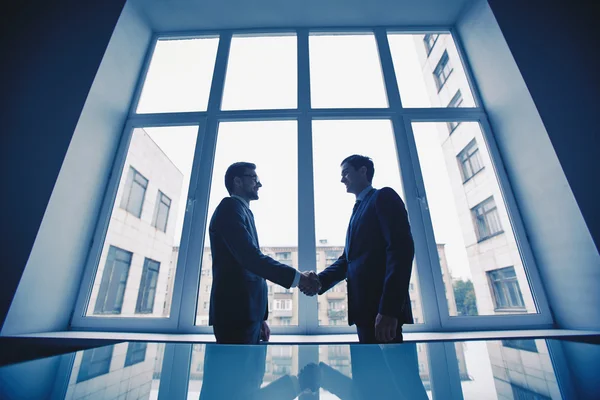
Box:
[208,197,297,326]
[318,187,414,325]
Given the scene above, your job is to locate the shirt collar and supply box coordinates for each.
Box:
[356,185,374,202]
[231,195,249,208]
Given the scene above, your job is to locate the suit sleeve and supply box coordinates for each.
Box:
[317,252,348,294]
[375,187,415,318]
[216,199,297,288]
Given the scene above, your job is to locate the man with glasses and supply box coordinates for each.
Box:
[208,162,320,344]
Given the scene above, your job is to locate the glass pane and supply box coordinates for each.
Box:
[65,343,165,399]
[318,343,432,399]
[136,38,219,113]
[458,340,562,399]
[312,120,424,325]
[309,34,388,108]
[387,33,476,108]
[221,35,297,110]
[187,343,298,397]
[411,122,537,316]
[87,126,198,317]
[196,121,298,326]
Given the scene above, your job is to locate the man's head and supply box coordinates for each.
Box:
[340,155,374,195]
[225,162,262,201]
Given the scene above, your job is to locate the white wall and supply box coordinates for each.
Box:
[2,2,152,335]
[457,0,600,329]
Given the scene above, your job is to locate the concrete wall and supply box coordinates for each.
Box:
[457,0,600,329]
[1,2,152,335]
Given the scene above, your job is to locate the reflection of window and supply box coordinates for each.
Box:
[95,246,132,314]
[120,167,148,218]
[77,346,114,383]
[458,139,484,182]
[275,252,292,261]
[328,300,345,310]
[274,299,292,310]
[423,34,439,55]
[272,346,293,358]
[447,90,464,132]
[502,339,538,352]
[433,51,452,91]
[136,258,160,314]
[280,317,292,325]
[125,342,147,367]
[511,384,551,400]
[152,191,171,232]
[472,197,503,241]
[488,267,525,310]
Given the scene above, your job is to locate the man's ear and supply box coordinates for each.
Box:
[233,176,242,189]
[359,166,368,177]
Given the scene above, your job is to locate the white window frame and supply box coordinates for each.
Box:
[70,27,553,335]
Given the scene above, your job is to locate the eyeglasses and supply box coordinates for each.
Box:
[242,174,261,184]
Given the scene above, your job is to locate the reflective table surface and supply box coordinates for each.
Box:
[1,337,599,399]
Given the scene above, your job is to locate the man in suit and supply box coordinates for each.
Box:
[208,162,320,344]
[302,155,414,343]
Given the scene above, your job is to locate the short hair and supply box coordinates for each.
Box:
[225,162,256,195]
[341,155,375,183]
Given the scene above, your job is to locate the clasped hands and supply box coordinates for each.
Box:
[298,271,321,296]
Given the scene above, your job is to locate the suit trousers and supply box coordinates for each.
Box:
[356,323,404,344]
[213,321,262,344]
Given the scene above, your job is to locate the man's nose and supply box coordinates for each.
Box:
[257,181,263,188]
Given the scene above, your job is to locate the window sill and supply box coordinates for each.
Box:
[477,230,504,243]
[462,166,485,184]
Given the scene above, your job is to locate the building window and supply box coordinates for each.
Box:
[433,51,452,91]
[446,90,464,132]
[510,384,551,400]
[136,258,160,314]
[275,252,292,261]
[77,345,114,383]
[487,267,525,310]
[471,197,503,241]
[125,342,147,367]
[423,34,439,55]
[152,191,171,232]
[120,167,148,218]
[457,139,484,182]
[94,246,132,315]
[274,299,292,310]
[502,339,538,353]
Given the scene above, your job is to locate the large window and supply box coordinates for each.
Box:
[77,346,114,383]
[136,258,161,314]
[75,30,551,334]
[472,197,503,241]
[152,191,171,232]
[125,342,148,367]
[94,246,132,315]
[120,167,148,218]
[488,267,526,310]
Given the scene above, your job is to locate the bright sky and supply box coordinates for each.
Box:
[136,33,474,280]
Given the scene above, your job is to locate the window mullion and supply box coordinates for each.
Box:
[297,29,318,335]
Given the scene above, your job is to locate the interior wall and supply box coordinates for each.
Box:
[457,0,600,330]
[1,2,152,335]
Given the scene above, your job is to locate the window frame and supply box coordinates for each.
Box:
[152,190,172,232]
[457,138,484,182]
[71,27,553,336]
[136,258,161,314]
[471,196,504,242]
[432,51,453,92]
[120,166,148,218]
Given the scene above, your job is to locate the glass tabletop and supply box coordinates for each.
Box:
[0,337,598,399]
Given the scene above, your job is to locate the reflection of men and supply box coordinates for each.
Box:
[317,343,429,400]
[199,344,317,399]
[303,155,414,343]
[209,162,320,344]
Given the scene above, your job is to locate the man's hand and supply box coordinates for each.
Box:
[299,271,321,296]
[375,313,398,343]
[260,321,270,342]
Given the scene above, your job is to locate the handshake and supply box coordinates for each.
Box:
[298,271,321,296]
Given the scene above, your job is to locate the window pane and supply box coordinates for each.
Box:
[309,34,388,108]
[458,340,560,400]
[136,38,219,113]
[196,121,298,326]
[387,33,476,108]
[411,122,537,316]
[221,35,297,110]
[66,343,165,399]
[87,127,198,318]
[312,120,424,325]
